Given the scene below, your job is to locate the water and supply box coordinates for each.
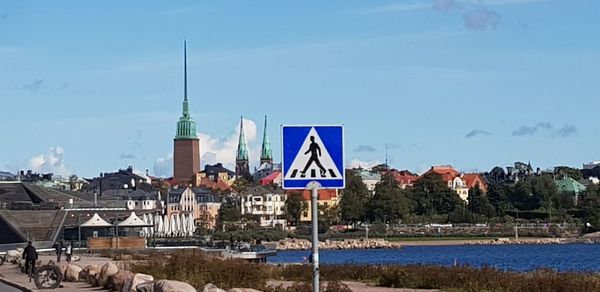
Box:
[269,244,600,272]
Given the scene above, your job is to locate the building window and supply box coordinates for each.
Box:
[303,212,308,217]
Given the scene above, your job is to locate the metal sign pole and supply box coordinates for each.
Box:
[308,181,321,292]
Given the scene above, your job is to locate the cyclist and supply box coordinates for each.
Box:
[22,241,38,276]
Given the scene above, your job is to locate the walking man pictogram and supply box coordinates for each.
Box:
[300,136,327,178]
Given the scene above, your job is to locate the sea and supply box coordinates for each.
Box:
[268,244,600,272]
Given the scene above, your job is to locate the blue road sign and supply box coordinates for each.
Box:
[282,125,345,189]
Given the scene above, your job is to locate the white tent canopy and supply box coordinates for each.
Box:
[118,212,152,227]
[80,213,113,227]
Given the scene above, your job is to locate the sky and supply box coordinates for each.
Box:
[1,0,599,178]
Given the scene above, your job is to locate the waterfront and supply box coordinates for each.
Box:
[269,243,600,272]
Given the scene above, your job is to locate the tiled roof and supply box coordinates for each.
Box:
[462,173,487,191]
[286,189,338,201]
[426,166,460,182]
[243,185,283,195]
[259,170,282,185]
[203,163,235,176]
[196,177,231,192]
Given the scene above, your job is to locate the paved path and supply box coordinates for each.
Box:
[0,254,113,291]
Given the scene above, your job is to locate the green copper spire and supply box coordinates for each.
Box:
[260,115,272,163]
[236,116,248,161]
[175,40,198,140]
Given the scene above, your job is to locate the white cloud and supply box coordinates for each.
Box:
[348,159,382,170]
[152,118,261,178]
[199,118,259,171]
[27,146,70,176]
[153,153,173,177]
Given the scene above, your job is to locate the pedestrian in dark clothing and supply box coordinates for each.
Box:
[54,241,63,263]
[65,242,73,262]
[22,241,38,275]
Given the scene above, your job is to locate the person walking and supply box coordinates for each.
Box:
[22,241,38,276]
[300,136,327,178]
[65,242,73,263]
[54,241,63,263]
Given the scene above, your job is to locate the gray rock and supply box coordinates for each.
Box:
[123,273,154,292]
[154,279,197,292]
[201,283,226,292]
[99,262,120,288]
[65,264,82,282]
[111,270,134,291]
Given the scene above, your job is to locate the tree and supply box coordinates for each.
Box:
[217,198,242,232]
[409,172,460,216]
[467,186,494,217]
[231,178,250,193]
[530,174,558,210]
[339,170,369,224]
[581,185,600,231]
[554,166,582,181]
[487,183,509,215]
[367,172,411,223]
[285,192,304,226]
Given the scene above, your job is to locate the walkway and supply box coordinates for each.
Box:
[0,254,112,292]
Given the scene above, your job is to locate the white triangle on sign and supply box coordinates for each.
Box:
[285,127,342,180]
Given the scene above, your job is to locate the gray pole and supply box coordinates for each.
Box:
[308,182,321,292]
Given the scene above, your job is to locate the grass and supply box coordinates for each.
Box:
[125,250,600,292]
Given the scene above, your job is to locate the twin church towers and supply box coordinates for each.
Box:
[173,41,272,183]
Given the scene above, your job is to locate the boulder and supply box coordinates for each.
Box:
[80,264,102,285]
[136,281,154,292]
[154,279,196,292]
[123,273,154,292]
[99,262,120,288]
[228,289,263,292]
[110,270,134,291]
[57,262,69,279]
[65,264,83,282]
[5,250,20,263]
[201,283,226,292]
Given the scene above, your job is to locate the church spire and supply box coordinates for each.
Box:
[236,116,250,179]
[236,116,248,161]
[260,115,273,164]
[175,40,197,140]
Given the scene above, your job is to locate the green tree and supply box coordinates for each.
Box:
[581,185,600,231]
[339,170,369,224]
[467,186,495,217]
[285,192,304,226]
[367,172,411,223]
[530,174,558,210]
[409,172,460,216]
[554,166,582,181]
[487,183,508,215]
[509,180,535,211]
[231,177,250,193]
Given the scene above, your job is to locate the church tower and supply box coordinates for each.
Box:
[235,117,250,179]
[260,115,273,165]
[173,41,200,183]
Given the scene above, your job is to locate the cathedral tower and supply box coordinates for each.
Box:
[173,41,200,183]
[235,117,250,179]
[260,115,273,165]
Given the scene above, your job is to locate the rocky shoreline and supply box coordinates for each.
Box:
[276,238,401,250]
[275,237,600,250]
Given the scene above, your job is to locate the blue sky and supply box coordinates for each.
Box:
[1,0,599,178]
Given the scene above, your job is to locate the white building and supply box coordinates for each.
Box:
[240,186,286,228]
[126,191,164,211]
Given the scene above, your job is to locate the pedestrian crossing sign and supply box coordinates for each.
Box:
[282,125,345,189]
